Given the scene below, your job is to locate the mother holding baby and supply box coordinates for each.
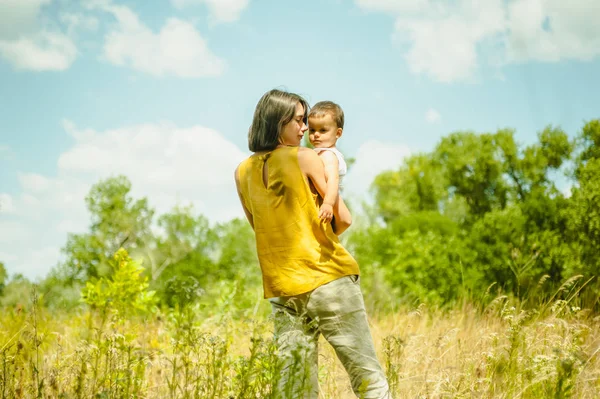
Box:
[235,89,391,398]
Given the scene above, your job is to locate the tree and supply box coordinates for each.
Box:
[564,159,600,288]
[81,248,157,317]
[364,123,586,304]
[60,176,155,282]
[372,154,445,223]
[213,218,259,283]
[434,131,509,218]
[0,261,6,297]
[563,120,600,296]
[0,274,33,308]
[148,205,218,306]
[576,119,600,166]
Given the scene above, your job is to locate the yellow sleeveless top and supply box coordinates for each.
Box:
[237,146,360,298]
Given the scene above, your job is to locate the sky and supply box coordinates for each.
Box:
[0,0,599,280]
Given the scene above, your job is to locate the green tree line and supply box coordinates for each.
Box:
[350,119,599,307]
[1,119,598,310]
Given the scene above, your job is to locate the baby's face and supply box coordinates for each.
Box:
[308,113,342,148]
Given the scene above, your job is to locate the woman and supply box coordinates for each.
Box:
[235,89,391,398]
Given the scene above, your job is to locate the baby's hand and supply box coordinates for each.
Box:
[319,203,334,222]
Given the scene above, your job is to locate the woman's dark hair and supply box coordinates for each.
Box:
[248,89,309,152]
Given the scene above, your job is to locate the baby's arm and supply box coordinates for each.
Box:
[318,150,340,222]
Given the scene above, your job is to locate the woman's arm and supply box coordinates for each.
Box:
[298,148,352,234]
[234,166,254,230]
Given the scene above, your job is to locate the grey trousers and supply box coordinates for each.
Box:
[269,275,391,399]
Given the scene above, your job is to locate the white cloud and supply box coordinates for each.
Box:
[356,0,600,82]
[0,120,247,280]
[0,0,51,39]
[392,0,506,83]
[0,251,18,263]
[171,0,250,23]
[93,2,225,77]
[344,140,412,198]
[0,219,30,244]
[355,0,427,13]
[57,121,246,193]
[18,173,52,193]
[425,108,441,123]
[60,12,100,35]
[0,0,78,71]
[506,0,600,63]
[0,194,15,214]
[0,32,77,71]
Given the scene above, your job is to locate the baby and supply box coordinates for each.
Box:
[307,101,347,223]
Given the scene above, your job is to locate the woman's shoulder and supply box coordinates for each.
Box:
[236,155,253,168]
[297,146,320,164]
[235,154,258,176]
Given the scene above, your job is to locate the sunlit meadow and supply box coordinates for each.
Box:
[1,250,598,398]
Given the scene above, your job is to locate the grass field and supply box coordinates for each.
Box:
[1,286,598,399]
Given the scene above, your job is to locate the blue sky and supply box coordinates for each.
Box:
[0,0,599,279]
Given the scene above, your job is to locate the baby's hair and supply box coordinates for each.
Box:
[308,101,344,129]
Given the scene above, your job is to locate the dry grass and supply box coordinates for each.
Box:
[1,295,599,398]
